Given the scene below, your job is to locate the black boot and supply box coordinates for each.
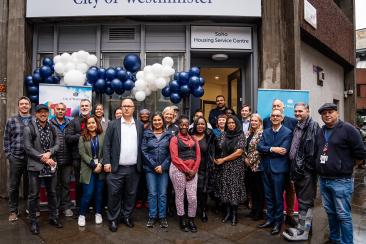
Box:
[179,216,189,232]
[188,217,198,233]
[222,205,232,223]
[200,208,208,222]
[231,205,238,226]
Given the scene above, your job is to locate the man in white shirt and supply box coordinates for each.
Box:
[103,99,144,232]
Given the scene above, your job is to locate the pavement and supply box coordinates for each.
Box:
[1,168,366,244]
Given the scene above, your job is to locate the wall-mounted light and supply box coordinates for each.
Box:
[313,65,324,86]
[214,76,220,80]
[212,54,229,61]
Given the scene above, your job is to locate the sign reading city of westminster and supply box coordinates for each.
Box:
[26,0,261,18]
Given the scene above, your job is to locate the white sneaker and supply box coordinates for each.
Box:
[78,215,86,227]
[95,214,103,224]
[64,209,73,217]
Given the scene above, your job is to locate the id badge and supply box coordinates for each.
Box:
[94,158,99,165]
[320,155,328,164]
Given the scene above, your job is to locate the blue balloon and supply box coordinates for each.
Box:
[111,78,124,91]
[116,69,127,82]
[192,86,204,97]
[33,68,40,74]
[105,87,115,96]
[115,88,125,95]
[98,68,106,79]
[174,72,179,81]
[198,77,205,86]
[42,57,54,67]
[44,76,54,84]
[170,93,182,104]
[86,68,99,83]
[189,76,200,89]
[189,67,200,77]
[161,86,171,97]
[89,66,98,70]
[27,86,39,95]
[105,80,112,87]
[123,54,141,73]
[126,71,134,81]
[115,66,123,71]
[24,75,34,87]
[53,76,61,84]
[180,84,190,97]
[40,65,53,79]
[169,80,180,93]
[84,81,93,86]
[94,79,106,93]
[32,73,42,84]
[178,72,189,85]
[105,68,116,81]
[123,79,135,91]
[29,95,39,103]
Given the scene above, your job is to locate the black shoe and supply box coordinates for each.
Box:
[200,210,208,223]
[159,218,168,228]
[222,207,232,223]
[179,216,189,232]
[231,206,238,226]
[109,221,118,232]
[30,222,40,235]
[146,218,156,228]
[49,219,63,228]
[167,206,174,217]
[188,218,197,233]
[285,215,297,228]
[123,218,134,228]
[271,223,281,235]
[257,221,274,228]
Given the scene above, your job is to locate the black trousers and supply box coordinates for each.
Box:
[73,159,82,208]
[247,170,264,215]
[28,171,58,222]
[8,156,27,213]
[56,164,73,210]
[107,165,140,222]
[294,170,317,212]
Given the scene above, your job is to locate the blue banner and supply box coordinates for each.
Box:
[257,89,309,119]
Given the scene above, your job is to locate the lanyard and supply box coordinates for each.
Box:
[322,128,333,154]
[91,136,99,159]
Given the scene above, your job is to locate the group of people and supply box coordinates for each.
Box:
[3,94,366,244]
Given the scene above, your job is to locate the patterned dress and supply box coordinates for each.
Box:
[217,133,247,205]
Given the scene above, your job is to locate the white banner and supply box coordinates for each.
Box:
[191,26,252,50]
[39,84,93,119]
[26,0,261,18]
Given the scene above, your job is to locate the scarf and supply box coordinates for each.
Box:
[222,115,243,156]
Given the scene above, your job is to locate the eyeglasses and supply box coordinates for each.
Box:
[122,105,134,109]
[270,114,282,118]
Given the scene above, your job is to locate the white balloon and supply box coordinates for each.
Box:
[71,52,78,60]
[53,55,61,64]
[135,91,146,101]
[131,87,138,95]
[60,53,71,64]
[162,57,174,67]
[65,62,76,72]
[134,79,146,90]
[64,70,86,86]
[86,54,98,66]
[77,50,89,62]
[149,82,158,92]
[162,66,175,77]
[151,63,163,76]
[136,71,144,80]
[155,77,167,89]
[143,65,152,73]
[144,72,155,83]
[144,87,152,96]
[71,57,80,65]
[54,63,65,75]
[76,63,88,73]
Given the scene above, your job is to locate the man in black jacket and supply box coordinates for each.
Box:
[283,103,319,241]
[50,103,73,217]
[208,95,227,129]
[316,103,366,244]
[65,99,91,211]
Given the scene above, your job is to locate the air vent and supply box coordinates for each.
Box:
[108,28,135,41]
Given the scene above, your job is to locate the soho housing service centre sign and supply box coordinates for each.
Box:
[191,26,252,50]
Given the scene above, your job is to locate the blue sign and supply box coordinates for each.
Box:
[257,89,309,119]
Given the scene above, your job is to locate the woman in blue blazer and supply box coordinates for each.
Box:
[141,112,173,229]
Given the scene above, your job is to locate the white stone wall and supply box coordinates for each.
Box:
[300,42,344,124]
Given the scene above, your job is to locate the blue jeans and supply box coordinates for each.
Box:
[145,171,169,219]
[80,173,105,216]
[320,177,354,244]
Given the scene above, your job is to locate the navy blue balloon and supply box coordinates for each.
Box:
[98,68,106,79]
[123,79,135,91]
[198,77,205,86]
[189,67,200,77]
[105,80,112,87]
[161,86,171,97]
[29,95,39,103]
[169,80,180,93]
[90,66,98,70]
[27,86,39,95]
[86,68,99,83]
[53,75,61,84]
[123,54,141,73]
[44,76,54,84]
[32,73,42,84]
[105,68,116,81]
[174,72,179,81]
[105,87,115,96]
[180,84,191,97]
[116,69,127,81]
[126,71,134,81]
[115,66,123,71]
[42,57,54,67]
[24,75,34,87]
[33,68,40,74]
[178,72,189,85]
[192,86,204,97]
[40,65,53,79]
[189,76,200,89]
[170,93,182,104]
[115,88,125,95]
[84,81,93,86]
[94,79,106,93]
[111,78,124,91]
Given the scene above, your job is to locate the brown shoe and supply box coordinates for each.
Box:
[9,212,18,222]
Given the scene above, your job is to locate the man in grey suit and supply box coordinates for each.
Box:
[103,98,144,232]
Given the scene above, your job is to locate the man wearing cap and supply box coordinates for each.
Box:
[316,103,366,244]
[24,104,62,234]
[3,96,32,222]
